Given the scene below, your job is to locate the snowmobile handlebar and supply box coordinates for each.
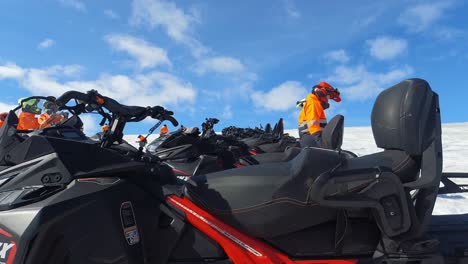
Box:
[55,90,178,126]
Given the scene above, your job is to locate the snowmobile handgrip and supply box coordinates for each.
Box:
[149,106,178,126]
[100,96,147,118]
[164,115,179,127]
[56,91,90,107]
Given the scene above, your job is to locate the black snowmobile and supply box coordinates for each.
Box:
[145,117,300,179]
[0,79,468,264]
[146,118,253,180]
[222,118,299,154]
[237,113,357,166]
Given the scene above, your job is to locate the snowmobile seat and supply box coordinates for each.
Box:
[256,137,296,153]
[239,146,301,165]
[321,114,344,150]
[185,147,343,238]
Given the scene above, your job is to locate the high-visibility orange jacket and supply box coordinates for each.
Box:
[38,113,64,129]
[160,126,169,135]
[301,93,327,135]
[17,112,40,130]
[0,120,4,128]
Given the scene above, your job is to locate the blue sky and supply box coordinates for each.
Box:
[0,0,467,135]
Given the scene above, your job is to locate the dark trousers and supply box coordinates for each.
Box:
[300,131,322,148]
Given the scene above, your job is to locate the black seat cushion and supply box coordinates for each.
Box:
[257,137,297,153]
[338,149,420,183]
[184,148,342,238]
[249,146,301,164]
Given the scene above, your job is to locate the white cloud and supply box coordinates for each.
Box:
[38,39,55,50]
[283,0,301,19]
[327,64,414,101]
[222,105,233,119]
[0,102,17,113]
[367,36,408,60]
[0,63,197,108]
[323,49,350,63]
[130,0,207,58]
[251,81,308,111]
[194,56,245,75]
[57,0,86,12]
[0,63,25,79]
[398,2,453,33]
[105,34,171,69]
[104,9,119,20]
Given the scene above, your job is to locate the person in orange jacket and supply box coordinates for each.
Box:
[159,124,169,136]
[298,81,341,148]
[17,98,41,130]
[0,112,8,128]
[38,100,65,129]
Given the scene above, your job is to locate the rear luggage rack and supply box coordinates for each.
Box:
[439,173,468,194]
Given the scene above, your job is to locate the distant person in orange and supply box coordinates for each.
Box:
[0,112,8,128]
[38,100,64,129]
[160,124,169,136]
[298,81,341,148]
[17,98,41,130]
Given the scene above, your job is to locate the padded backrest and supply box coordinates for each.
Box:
[264,123,272,133]
[272,118,284,139]
[371,79,438,155]
[321,115,344,150]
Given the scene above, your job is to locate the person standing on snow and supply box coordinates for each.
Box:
[298,81,341,148]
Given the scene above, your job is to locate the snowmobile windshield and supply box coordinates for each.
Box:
[146,132,177,153]
[13,96,72,131]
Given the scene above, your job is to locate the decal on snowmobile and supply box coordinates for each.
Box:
[168,197,263,257]
[120,201,140,246]
[0,228,16,264]
[176,176,190,181]
[77,177,120,185]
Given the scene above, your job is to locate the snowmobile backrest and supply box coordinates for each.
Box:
[276,118,284,139]
[321,114,344,150]
[371,78,438,156]
[372,78,443,238]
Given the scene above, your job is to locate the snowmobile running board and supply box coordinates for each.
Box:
[439,172,468,194]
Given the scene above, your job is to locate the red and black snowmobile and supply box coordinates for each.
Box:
[0,79,467,264]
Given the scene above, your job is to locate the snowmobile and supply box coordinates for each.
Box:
[222,118,299,154]
[0,79,468,264]
[237,114,357,166]
[145,117,253,180]
[146,118,295,156]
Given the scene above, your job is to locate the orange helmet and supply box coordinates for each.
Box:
[101,125,109,132]
[313,81,341,102]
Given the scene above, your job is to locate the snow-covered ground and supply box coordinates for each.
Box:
[125,122,468,215]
